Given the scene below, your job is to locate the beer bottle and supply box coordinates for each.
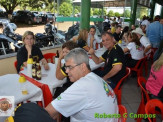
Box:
[32,58,36,79]
[36,60,41,80]
[55,50,59,66]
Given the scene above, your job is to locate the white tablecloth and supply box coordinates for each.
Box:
[89,47,106,70]
[0,74,43,122]
[21,63,67,94]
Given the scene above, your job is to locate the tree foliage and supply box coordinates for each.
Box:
[124,9,131,18]
[92,8,107,16]
[107,10,114,17]
[114,12,120,17]
[59,2,72,16]
[0,0,48,14]
[136,7,148,19]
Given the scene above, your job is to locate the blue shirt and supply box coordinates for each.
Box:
[146,21,162,46]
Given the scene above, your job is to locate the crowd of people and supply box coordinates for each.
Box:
[13,14,163,122]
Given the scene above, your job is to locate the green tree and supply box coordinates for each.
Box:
[99,9,107,16]
[90,8,93,16]
[136,7,148,19]
[74,8,79,14]
[115,12,120,17]
[93,8,99,15]
[59,2,72,16]
[0,0,48,14]
[107,10,114,17]
[124,9,130,18]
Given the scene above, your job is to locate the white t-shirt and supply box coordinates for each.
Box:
[140,36,151,54]
[87,34,101,50]
[51,72,118,122]
[127,42,144,60]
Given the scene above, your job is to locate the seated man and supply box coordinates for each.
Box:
[45,48,118,122]
[113,25,122,42]
[89,32,126,89]
[87,26,102,50]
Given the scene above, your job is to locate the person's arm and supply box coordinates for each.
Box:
[144,45,152,55]
[88,48,104,64]
[90,35,94,48]
[56,51,67,80]
[83,45,90,52]
[123,47,129,53]
[41,58,49,70]
[72,36,78,42]
[45,103,59,119]
[103,64,122,81]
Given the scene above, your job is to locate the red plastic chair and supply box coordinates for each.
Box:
[118,105,127,122]
[14,60,17,70]
[136,76,150,122]
[43,53,56,63]
[145,99,163,122]
[144,48,158,76]
[150,48,158,63]
[114,67,131,105]
[130,56,147,81]
[14,60,24,72]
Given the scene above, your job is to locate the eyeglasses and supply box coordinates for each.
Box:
[65,63,82,71]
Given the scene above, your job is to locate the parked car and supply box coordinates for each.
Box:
[39,12,55,24]
[12,10,41,24]
[31,11,42,24]
[0,11,8,19]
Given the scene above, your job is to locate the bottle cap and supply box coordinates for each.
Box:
[27,58,33,64]
[119,40,122,44]
[6,116,14,122]
[19,76,26,83]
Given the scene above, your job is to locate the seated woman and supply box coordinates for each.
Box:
[17,31,49,73]
[72,29,90,51]
[55,41,78,122]
[55,41,78,97]
[123,32,144,68]
[146,53,163,102]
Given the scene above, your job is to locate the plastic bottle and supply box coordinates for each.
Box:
[27,55,33,77]
[55,50,59,66]
[19,76,28,95]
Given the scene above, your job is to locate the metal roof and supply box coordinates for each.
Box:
[73,0,131,8]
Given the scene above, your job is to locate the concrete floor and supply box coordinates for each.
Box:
[121,60,162,122]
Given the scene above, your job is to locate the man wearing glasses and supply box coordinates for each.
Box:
[45,48,118,122]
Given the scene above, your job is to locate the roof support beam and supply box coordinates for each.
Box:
[150,0,156,19]
[130,0,138,26]
[80,0,91,30]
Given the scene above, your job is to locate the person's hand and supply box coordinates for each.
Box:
[90,35,95,42]
[44,63,49,70]
[88,48,95,55]
[59,50,64,60]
